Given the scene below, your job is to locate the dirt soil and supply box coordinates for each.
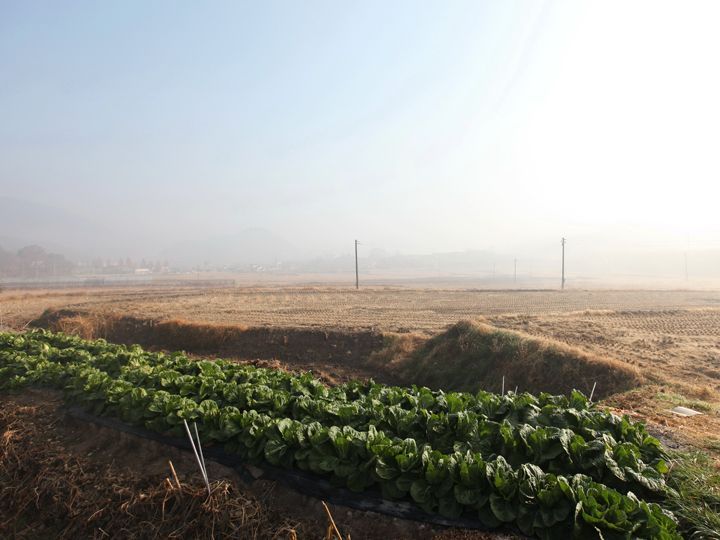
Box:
[0,389,515,540]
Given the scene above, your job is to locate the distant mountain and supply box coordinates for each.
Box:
[0,198,301,266]
[0,196,117,258]
[163,228,300,267]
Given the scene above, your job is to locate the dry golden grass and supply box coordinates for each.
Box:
[488,310,720,457]
[372,320,642,398]
[5,286,720,331]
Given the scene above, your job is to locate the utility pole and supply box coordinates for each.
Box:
[561,237,566,290]
[354,239,359,290]
[514,258,517,284]
[684,252,688,281]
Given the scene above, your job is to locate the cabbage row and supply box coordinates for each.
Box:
[0,331,680,539]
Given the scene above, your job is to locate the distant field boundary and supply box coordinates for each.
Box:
[0,278,235,290]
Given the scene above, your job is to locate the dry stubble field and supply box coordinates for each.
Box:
[2,286,720,450]
[4,286,720,329]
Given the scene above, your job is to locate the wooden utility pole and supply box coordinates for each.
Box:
[355,239,359,289]
[561,237,566,290]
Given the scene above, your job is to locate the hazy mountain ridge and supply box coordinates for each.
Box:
[1,197,718,281]
[0,197,301,268]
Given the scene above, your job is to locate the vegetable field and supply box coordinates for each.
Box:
[0,330,681,539]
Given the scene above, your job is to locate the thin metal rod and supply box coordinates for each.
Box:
[193,422,208,482]
[183,419,210,495]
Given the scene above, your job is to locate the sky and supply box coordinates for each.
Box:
[2,0,720,269]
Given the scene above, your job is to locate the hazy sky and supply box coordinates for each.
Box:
[2,0,720,259]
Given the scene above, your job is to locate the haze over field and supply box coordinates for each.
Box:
[2,1,719,283]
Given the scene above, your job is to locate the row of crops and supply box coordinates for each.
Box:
[0,330,680,538]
